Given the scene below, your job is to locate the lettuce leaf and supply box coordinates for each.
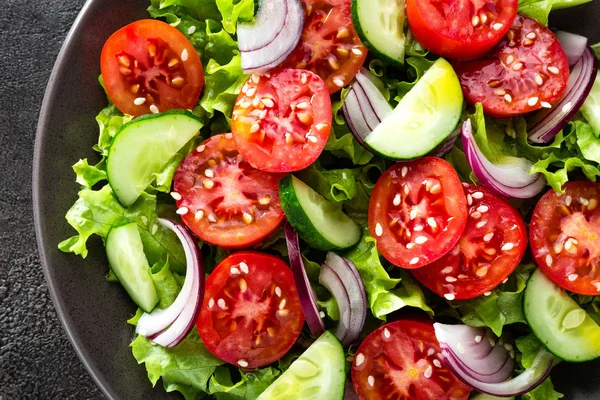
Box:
[518,0,591,25]
[72,159,106,188]
[209,366,280,399]
[516,334,564,400]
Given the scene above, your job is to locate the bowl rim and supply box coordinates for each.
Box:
[32,0,116,398]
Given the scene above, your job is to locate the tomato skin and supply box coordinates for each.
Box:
[280,0,367,93]
[530,181,600,295]
[352,319,471,400]
[406,0,517,60]
[197,252,304,368]
[452,14,570,118]
[174,134,284,249]
[231,68,331,173]
[413,184,527,300]
[369,157,468,269]
[100,19,204,117]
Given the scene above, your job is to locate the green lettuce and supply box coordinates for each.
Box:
[209,366,280,399]
[516,334,564,400]
[150,258,182,309]
[518,0,591,25]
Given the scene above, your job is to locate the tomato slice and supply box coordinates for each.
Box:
[530,181,600,295]
[280,0,367,93]
[100,20,204,117]
[412,184,527,300]
[406,0,518,60]
[173,134,284,249]
[352,319,472,400]
[197,252,305,368]
[231,68,331,173]
[452,14,570,118]
[369,157,468,269]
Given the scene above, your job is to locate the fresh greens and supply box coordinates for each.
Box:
[518,0,592,25]
[516,335,564,400]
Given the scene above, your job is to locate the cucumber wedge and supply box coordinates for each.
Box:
[364,58,463,160]
[106,223,158,313]
[523,268,600,362]
[352,0,406,65]
[257,331,345,400]
[107,110,202,206]
[279,175,361,250]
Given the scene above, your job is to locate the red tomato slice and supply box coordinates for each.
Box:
[530,181,600,295]
[407,0,518,60]
[452,14,570,118]
[100,20,204,117]
[231,68,331,173]
[280,0,367,93]
[173,134,284,249]
[412,184,527,300]
[352,319,472,400]
[197,252,305,368]
[369,157,468,269]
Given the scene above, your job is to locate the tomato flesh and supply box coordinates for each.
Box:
[369,157,468,269]
[530,181,600,295]
[352,319,471,400]
[407,0,518,60]
[452,14,569,118]
[197,252,304,368]
[173,134,284,249]
[413,184,527,300]
[231,68,331,172]
[100,20,204,117]
[280,0,367,93]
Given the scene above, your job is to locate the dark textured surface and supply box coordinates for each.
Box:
[0,0,102,399]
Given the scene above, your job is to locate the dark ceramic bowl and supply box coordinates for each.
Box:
[33,0,600,398]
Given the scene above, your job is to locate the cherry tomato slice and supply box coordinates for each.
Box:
[352,319,472,400]
[369,157,468,269]
[280,0,367,93]
[231,69,332,173]
[173,134,284,249]
[407,0,518,60]
[100,20,204,117]
[530,181,600,295]
[413,184,527,300]
[452,14,569,118]
[197,252,304,368]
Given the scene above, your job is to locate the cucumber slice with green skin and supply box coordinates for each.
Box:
[107,110,203,207]
[279,175,361,250]
[581,71,600,136]
[364,58,463,160]
[472,394,514,400]
[523,268,600,362]
[257,331,345,400]
[352,0,406,66]
[106,223,158,313]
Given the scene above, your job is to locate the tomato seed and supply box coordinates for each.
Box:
[133,97,146,105]
[237,360,249,368]
[181,49,189,61]
[275,287,282,297]
[239,262,249,274]
[471,15,480,27]
[336,28,349,39]
[410,257,420,265]
[424,365,433,379]
[168,58,179,68]
[527,97,539,106]
[501,242,515,251]
[208,298,215,308]
[548,66,560,74]
[492,23,504,31]
[545,254,553,266]
[176,206,189,215]
[568,273,579,281]
[149,105,159,114]
[239,278,247,292]
[171,76,185,88]
[355,353,365,367]
[337,48,349,57]
[444,293,455,301]
[230,267,240,275]
[352,48,363,56]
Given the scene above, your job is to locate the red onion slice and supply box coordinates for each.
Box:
[319,253,367,346]
[342,90,371,145]
[237,0,287,52]
[528,47,598,143]
[555,31,588,67]
[354,68,393,121]
[462,120,547,199]
[284,222,325,337]
[240,0,304,73]
[136,218,205,347]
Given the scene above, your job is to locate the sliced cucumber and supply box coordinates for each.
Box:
[523,268,600,362]
[106,223,158,312]
[257,331,345,400]
[279,175,361,250]
[472,394,514,400]
[107,110,202,206]
[364,58,463,160]
[352,0,406,65]
[581,71,600,136]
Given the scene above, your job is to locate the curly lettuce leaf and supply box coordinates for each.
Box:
[150,258,181,308]
[345,233,432,319]
[72,159,107,188]
[516,334,564,400]
[581,71,600,137]
[209,366,280,400]
[216,0,255,34]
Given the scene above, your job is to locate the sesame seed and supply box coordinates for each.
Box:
[484,291,492,296]
[472,191,483,199]
[406,243,415,249]
[230,267,240,275]
[477,205,489,213]
[307,135,318,143]
[446,276,457,282]
[149,104,159,114]
[403,185,410,195]
[401,166,409,177]
[217,298,226,309]
[424,365,433,378]
[502,278,508,284]
[383,328,391,339]
[545,254,553,266]
[250,123,260,133]
[444,293,455,301]
[506,55,515,64]
[415,236,428,245]
[457,343,465,354]
[562,101,573,113]
[301,73,307,84]
[319,311,325,318]
[410,257,420,265]
[513,62,523,71]
[251,74,260,84]
[433,359,442,368]
[493,23,504,30]
[526,32,536,39]
[467,194,473,206]
[315,123,328,131]
[261,98,274,108]
[484,233,494,242]
[504,343,514,351]
[204,169,214,178]
[151,224,158,235]
[333,77,345,87]
[475,335,482,343]
[472,15,480,26]
[427,217,437,229]
[502,242,514,251]
[240,262,249,274]
[239,100,251,108]
[410,208,418,220]
[375,223,383,237]
[548,66,560,74]
[476,220,487,228]
[279,299,287,310]
[208,298,215,308]
[427,348,435,356]
[196,144,206,153]
[392,193,402,206]
[414,225,423,232]
[368,376,375,387]
[252,97,260,107]
[528,97,539,106]
[246,87,256,97]
[352,47,363,56]
[541,101,552,108]
[504,94,513,103]
[565,195,572,206]
[488,338,496,347]
[275,287,282,297]
[355,353,365,367]
[181,49,189,61]
[170,192,182,200]
[442,266,453,274]
[202,179,214,189]
[134,97,146,105]
[237,359,249,368]
[187,25,196,35]
[535,74,544,86]
[579,197,589,206]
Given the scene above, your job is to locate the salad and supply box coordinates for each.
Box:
[58,0,600,398]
